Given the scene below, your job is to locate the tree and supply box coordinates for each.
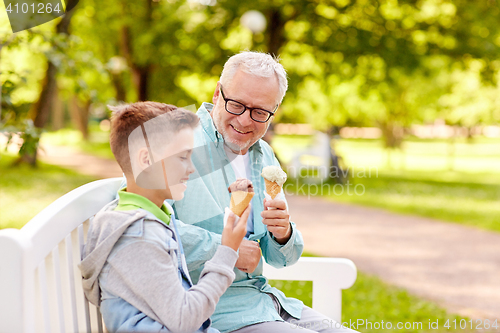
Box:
[19,0,79,165]
[5,0,500,165]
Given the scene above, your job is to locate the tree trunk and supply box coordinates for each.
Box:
[111,73,127,102]
[32,0,78,129]
[22,0,79,165]
[70,96,90,140]
[267,8,286,57]
[15,152,37,166]
[379,121,404,149]
[33,62,58,129]
[120,24,151,101]
[51,90,65,130]
[135,66,150,101]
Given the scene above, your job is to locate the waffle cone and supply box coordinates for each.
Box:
[230,191,254,217]
[264,179,281,199]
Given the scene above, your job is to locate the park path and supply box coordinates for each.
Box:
[39,143,500,320]
[39,144,123,178]
[286,195,500,320]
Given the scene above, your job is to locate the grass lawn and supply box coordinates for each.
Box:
[273,135,500,174]
[332,170,500,232]
[271,273,473,333]
[269,254,475,333]
[274,136,500,233]
[335,137,500,174]
[0,153,97,229]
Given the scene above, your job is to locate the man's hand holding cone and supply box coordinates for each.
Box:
[260,166,291,244]
[261,166,287,200]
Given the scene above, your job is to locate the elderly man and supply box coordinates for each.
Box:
[173,51,355,333]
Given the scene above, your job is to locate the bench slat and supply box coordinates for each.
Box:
[52,246,66,333]
[79,224,93,333]
[65,234,80,333]
[37,261,52,333]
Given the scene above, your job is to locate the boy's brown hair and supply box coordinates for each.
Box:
[109,102,199,175]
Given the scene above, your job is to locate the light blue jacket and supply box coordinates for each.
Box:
[173,103,305,333]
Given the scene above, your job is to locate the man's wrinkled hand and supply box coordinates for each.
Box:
[234,239,261,273]
[261,198,291,245]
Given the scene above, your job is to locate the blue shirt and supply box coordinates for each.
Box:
[173,103,304,333]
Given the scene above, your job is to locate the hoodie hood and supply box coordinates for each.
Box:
[79,202,148,306]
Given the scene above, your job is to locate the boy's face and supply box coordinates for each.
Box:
[135,127,195,201]
[160,128,195,201]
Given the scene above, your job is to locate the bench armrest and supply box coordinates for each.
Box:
[264,257,357,322]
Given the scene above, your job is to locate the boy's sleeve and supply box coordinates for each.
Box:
[105,239,237,333]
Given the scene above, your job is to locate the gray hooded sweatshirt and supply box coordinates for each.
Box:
[79,200,238,333]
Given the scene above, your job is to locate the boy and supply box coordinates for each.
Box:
[79,102,250,333]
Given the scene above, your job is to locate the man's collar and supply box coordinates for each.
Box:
[197,102,221,143]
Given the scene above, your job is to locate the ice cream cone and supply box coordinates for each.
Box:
[264,179,281,199]
[230,191,254,217]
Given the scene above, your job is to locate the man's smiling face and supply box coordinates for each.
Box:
[211,69,279,155]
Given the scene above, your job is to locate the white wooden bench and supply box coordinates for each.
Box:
[0,178,357,333]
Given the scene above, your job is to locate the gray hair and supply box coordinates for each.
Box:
[220,51,288,104]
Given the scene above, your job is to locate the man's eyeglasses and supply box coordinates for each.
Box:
[219,85,277,123]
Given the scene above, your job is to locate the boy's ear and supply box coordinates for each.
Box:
[138,147,152,171]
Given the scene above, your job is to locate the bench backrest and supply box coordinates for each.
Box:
[0,178,356,332]
[0,178,123,333]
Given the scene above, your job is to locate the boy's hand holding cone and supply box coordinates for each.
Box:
[228,178,254,217]
[222,179,254,251]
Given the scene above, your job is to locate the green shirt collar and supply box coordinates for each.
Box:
[115,188,171,225]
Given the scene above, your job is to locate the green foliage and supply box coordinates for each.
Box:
[4,0,500,152]
[0,39,43,162]
[270,1,500,146]
[4,119,43,158]
[0,25,110,161]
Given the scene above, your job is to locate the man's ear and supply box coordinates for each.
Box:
[138,147,152,171]
[212,81,221,105]
[270,103,280,121]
